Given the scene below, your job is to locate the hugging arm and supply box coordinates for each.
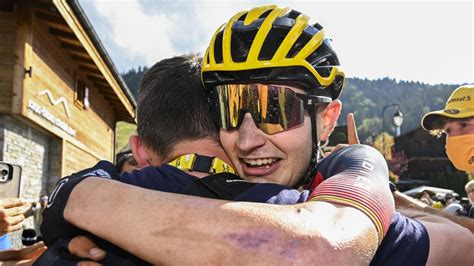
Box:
[65,177,382,265]
[397,207,474,265]
[62,145,396,265]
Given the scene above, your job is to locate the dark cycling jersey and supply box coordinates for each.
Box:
[37,145,428,266]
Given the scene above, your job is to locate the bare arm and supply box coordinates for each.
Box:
[64,177,378,265]
[399,208,474,265]
[394,184,474,264]
[395,191,474,233]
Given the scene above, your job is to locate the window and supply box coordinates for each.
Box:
[75,80,90,109]
[0,1,14,12]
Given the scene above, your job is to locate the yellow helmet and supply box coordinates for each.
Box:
[202,5,344,99]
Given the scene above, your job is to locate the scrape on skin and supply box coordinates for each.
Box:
[225,230,274,249]
[225,229,306,262]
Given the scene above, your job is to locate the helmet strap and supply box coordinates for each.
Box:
[318,139,329,155]
[293,105,322,188]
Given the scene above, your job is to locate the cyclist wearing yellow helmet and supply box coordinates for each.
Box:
[38,5,473,266]
[201,5,411,264]
[201,5,343,184]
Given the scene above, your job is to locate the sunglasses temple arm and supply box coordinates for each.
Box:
[308,104,318,147]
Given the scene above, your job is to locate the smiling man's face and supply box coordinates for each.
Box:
[218,84,339,187]
[220,111,313,187]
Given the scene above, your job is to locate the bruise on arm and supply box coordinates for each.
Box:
[65,178,379,265]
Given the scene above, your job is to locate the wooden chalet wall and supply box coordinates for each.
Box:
[0,9,15,112]
[0,0,135,247]
[26,15,116,175]
[0,0,135,177]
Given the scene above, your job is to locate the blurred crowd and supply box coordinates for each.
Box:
[411,180,474,218]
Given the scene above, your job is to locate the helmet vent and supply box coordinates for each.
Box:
[231,30,258,62]
[214,31,224,63]
[286,31,311,59]
[258,9,273,19]
[287,10,301,20]
[309,55,332,78]
[237,13,247,21]
[313,23,323,30]
[259,27,290,61]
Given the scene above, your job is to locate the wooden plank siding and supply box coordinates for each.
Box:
[1,0,135,176]
[62,140,101,176]
[23,14,115,162]
[0,11,16,112]
[52,0,134,118]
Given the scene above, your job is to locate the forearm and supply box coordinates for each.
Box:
[417,214,474,265]
[395,191,474,233]
[65,177,377,265]
[397,206,474,264]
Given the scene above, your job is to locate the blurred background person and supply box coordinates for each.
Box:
[0,198,30,250]
[422,84,474,218]
[421,84,474,172]
[116,144,140,174]
[0,198,46,262]
[466,180,474,204]
[465,180,474,217]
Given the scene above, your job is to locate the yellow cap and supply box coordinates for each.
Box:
[421,85,474,130]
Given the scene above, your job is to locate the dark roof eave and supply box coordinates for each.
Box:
[68,0,137,115]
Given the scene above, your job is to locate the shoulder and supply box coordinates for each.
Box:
[371,212,429,266]
[322,144,386,169]
[317,144,388,180]
[309,144,395,240]
[421,214,474,265]
[235,183,308,204]
[125,164,194,179]
[77,160,118,179]
[119,165,196,191]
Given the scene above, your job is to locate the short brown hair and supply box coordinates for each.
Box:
[137,54,218,157]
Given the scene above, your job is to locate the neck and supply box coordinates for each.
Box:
[164,138,233,178]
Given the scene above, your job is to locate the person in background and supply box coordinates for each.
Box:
[465,180,474,217]
[466,180,474,204]
[115,145,139,174]
[421,84,474,218]
[421,84,474,173]
[0,198,47,262]
[0,198,30,250]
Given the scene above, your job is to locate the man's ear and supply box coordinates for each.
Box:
[319,100,342,142]
[129,135,152,168]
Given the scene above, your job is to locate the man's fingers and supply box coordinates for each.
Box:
[2,206,27,217]
[69,235,106,261]
[1,215,25,232]
[3,222,23,233]
[19,241,47,260]
[0,198,27,209]
[0,205,27,234]
[346,113,360,145]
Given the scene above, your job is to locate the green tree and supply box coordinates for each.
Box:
[121,66,149,100]
[372,132,394,160]
[430,172,469,197]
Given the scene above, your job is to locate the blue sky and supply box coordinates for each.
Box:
[80,0,473,85]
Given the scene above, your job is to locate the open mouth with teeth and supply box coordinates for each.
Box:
[242,158,280,168]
